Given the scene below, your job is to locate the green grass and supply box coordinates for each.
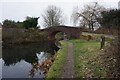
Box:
[46,41,68,78]
[70,39,106,78]
[82,32,116,37]
[82,32,116,40]
[82,32,116,46]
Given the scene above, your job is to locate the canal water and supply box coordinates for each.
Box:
[0,42,59,79]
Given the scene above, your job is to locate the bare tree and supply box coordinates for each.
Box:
[71,2,106,30]
[42,5,64,27]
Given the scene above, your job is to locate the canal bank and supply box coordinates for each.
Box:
[46,40,101,78]
[2,27,48,45]
[46,41,68,78]
[46,39,101,78]
[46,38,117,78]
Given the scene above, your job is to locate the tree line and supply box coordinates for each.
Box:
[100,9,120,29]
[2,3,120,30]
[71,2,119,30]
[3,17,39,29]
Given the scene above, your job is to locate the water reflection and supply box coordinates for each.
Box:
[28,52,47,78]
[2,42,59,78]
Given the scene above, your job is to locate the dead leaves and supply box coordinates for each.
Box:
[29,58,54,78]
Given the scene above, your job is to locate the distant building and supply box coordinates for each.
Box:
[119,1,120,9]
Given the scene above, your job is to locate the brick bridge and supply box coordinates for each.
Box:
[41,26,83,40]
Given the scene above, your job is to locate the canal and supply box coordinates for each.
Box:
[1,41,59,78]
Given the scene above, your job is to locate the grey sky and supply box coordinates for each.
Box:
[0,0,119,28]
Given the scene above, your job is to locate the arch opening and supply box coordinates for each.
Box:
[48,31,69,41]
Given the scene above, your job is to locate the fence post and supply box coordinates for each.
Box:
[100,36,105,50]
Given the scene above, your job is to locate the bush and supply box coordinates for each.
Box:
[23,17,39,29]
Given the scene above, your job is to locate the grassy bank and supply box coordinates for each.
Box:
[70,39,106,78]
[46,41,68,78]
[2,28,47,44]
[82,32,117,40]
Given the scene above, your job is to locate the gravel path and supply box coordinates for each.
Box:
[61,42,74,78]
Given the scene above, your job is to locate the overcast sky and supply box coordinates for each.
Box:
[0,0,119,28]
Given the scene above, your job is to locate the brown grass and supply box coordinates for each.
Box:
[2,27,47,44]
[80,35,93,41]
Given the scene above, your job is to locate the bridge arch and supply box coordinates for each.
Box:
[48,30,70,40]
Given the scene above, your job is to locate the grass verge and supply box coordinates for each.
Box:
[46,41,68,78]
[70,39,106,78]
[82,32,116,40]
